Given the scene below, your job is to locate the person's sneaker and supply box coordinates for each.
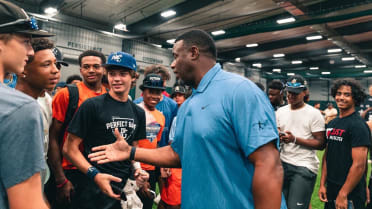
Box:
[154,194,161,204]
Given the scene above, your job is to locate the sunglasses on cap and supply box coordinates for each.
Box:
[286,82,305,88]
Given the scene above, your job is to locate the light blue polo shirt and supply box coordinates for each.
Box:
[172,63,287,209]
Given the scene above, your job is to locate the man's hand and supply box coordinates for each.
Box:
[318,185,328,202]
[280,131,295,144]
[134,169,149,188]
[88,128,131,164]
[56,180,74,203]
[94,173,122,200]
[335,191,348,209]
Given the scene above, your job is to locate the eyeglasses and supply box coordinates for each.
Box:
[286,82,305,88]
[0,17,39,31]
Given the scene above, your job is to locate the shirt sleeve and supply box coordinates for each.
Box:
[350,121,371,148]
[133,97,143,104]
[67,99,94,140]
[310,109,326,132]
[52,88,69,123]
[229,81,279,157]
[0,102,45,189]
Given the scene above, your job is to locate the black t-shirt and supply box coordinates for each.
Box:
[68,93,146,185]
[325,111,371,199]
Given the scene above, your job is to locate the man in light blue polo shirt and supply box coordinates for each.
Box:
[89,29,287,209]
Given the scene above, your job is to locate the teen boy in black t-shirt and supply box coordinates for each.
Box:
[63,52,148,209]
[319,79,370,209]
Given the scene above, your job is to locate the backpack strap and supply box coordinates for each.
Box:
[58,84,79,143]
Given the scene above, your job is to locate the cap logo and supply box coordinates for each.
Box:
[149,77,161,81]
[111,54,123,63]
[291,79,297,83]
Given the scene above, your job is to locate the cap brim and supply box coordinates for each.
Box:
[140,84,166,91]
[57,61,69,67]
[18,29,55,37]
[286,87,305,94]
[103,64,136,71]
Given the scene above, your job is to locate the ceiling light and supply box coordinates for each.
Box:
[355,65,367,68]
[44,7,58,15]
[277,17,296,24]
[327,48,342,53]
[166,39,176,44]
[342,57,355,61]
[246,43,258,48]
[211,30,225,36]
[321,72,331,75]
[287,73,295,76]
[161,10,176,18]
[273,53,285,58]
[306,35,322,41]
[114,23,128,32]
[273,69,281,73]
[235,58,241,62]
[291,60,302,64]
[252,63,262,68]
[153,44,162,48]
[309,67,319,70]
[364,70,372,73]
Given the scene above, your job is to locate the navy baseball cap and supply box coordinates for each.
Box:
[0,0,54,37]
[285,75,307,94]
[52,47,69,67]
[103,51,137,71]
[140,74,166,91]
[172,85,186,94]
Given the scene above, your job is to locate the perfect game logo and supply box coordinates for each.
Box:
[326,128,345,142]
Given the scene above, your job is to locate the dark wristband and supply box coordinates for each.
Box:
[129,146,136,161]
[86,166,100,180]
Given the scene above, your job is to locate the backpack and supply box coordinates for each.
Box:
[58,84,79,143]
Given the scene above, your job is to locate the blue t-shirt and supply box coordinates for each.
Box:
[0,84,45,209]
[134,94,177,147]
[171,64,287,209]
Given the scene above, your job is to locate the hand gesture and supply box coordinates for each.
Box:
[134,169,149,188]
[318,185,328,202]
[94,173,122,200]
[280,131,295,144]
[88,128,131,164]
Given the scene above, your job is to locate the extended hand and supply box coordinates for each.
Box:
[94,173,122,200]
[88,128,131,164]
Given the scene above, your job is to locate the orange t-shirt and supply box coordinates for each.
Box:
[137,102,164,171]
[52,82,107,169]
[161,168,182,205]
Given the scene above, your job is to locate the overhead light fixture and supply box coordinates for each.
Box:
[355,65,367,68]
[246,43,258,48]
[291,60,302,64]
[166,39,176,44]
[273,53,285,58]
[211,30,225,36]
[327,48,342,53]
[252,63,262,68]
[114,23,128,32]
[44,7,58,15]
[342,57,355,61]
[161,10,176,18]
[306,35,322,41]
[309,67,319,70]
[235,58,241,62]
[153,44,162,48]
[287,73,295,76]
[273,69,281,73]
[277,17,296,24]
[321,72,331,75]
[364,70,372,73]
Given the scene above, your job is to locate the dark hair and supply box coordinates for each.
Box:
[175,29,217,60]
[331,79,366,106]
[66,74,82,84]
[268,80,285,91]
[144,64,170,81]
[105,65,136,77]
[78,50,106,66]
[31,38,54,53]
[255,82,265,91]
[314,102,320,105]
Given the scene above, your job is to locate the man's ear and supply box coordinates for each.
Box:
[190,46,199,60]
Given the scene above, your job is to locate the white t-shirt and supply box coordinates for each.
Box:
[276,104,325,174]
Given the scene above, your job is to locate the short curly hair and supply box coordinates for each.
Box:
[31,38,54,53]
[144,64,170,81]
[331,79,366,106]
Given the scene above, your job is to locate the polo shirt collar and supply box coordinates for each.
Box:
[194,63,221,93]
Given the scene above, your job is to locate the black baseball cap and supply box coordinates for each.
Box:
[172,85,186,94]
[285,75,307,94]
[0,0,54,37]
[140,74,166,91]
[52,47,68,67]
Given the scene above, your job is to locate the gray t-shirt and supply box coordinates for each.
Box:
[0,83,45,209]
